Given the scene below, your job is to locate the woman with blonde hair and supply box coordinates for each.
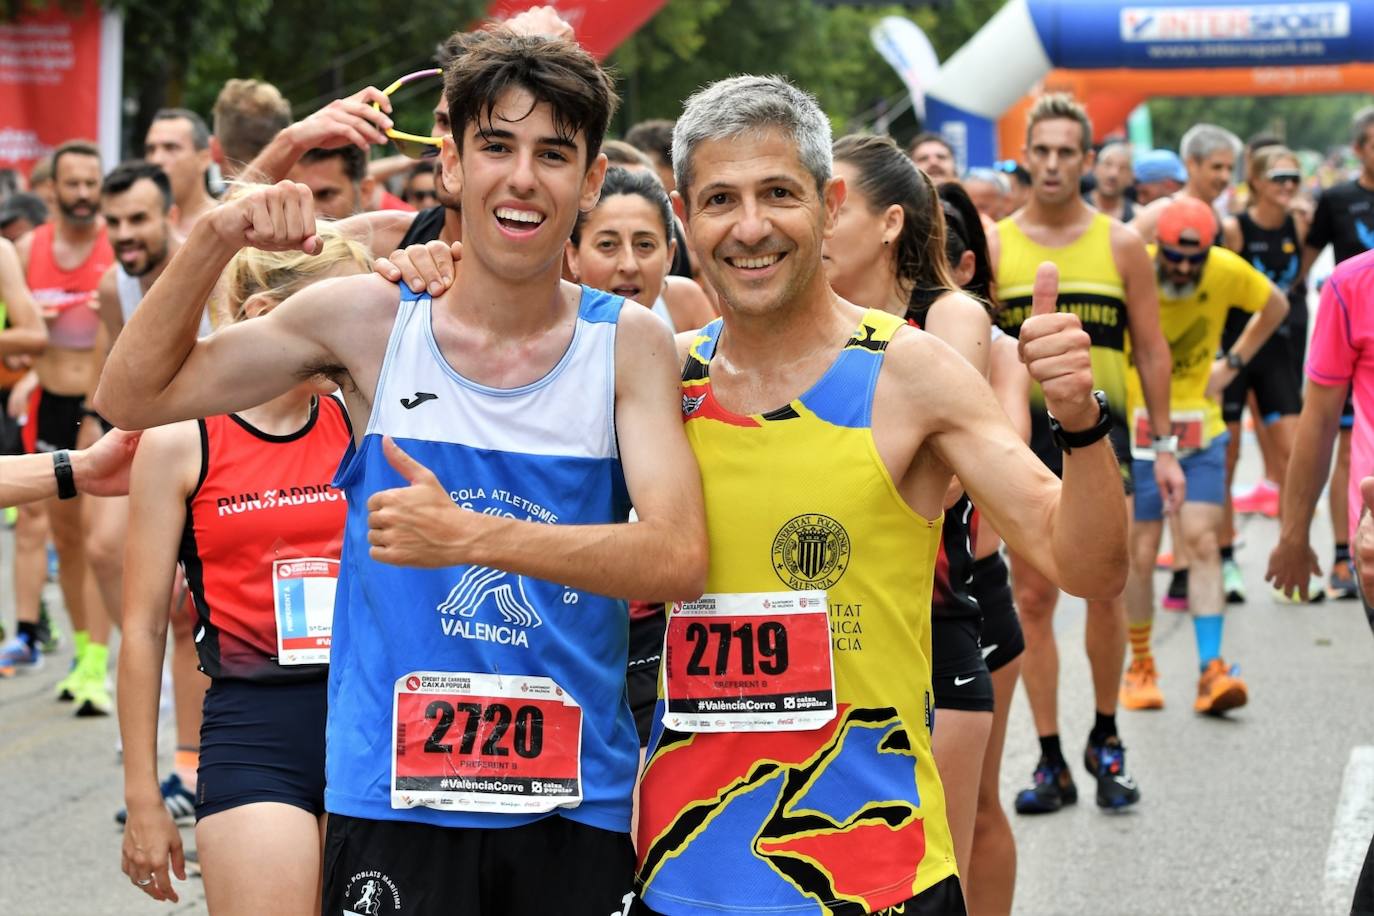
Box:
[119,227,366,914]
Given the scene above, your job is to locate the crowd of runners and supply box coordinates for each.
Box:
[2,5,1374,914]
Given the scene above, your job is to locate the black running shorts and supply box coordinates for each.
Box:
[627,609,666,747]
[931,616,994,713]
[323,814,636,916]
[20,387,84,454]
[1221,330,1303,425]
[971,553,1025,674]
[196,677,327,820]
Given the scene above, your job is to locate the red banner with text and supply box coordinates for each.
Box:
[0,2,104,176]
[485,0,667,59]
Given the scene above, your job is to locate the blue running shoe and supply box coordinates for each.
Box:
[1014,758,1078,814]
[0,636,43,676]
[1084,736,1141,809]
[115,773,197,826]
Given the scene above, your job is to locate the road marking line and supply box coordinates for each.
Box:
[1324,745,1374,914]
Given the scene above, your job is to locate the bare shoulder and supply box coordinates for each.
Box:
[614,295,677,363]
[931,288,993,324]
[1109,216,1151,269]
[878,323,972,409]
[134,419,202,490]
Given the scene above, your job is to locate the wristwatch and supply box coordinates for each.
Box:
[1151,435,1179,455]
[1047,390,1111,453]
[1225,351,1245,371]
[52,449,77,500]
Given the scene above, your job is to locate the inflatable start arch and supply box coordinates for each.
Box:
[925,0,1374,168]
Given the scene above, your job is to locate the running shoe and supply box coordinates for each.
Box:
[1223,558,1246,604]
[1083,736,1141,809]
[115,774,197,827]
[1273,577,1327,605]
[1194,658,1248,715]
[1120,657,1165,710]
[1232,480,1279,517]
[0,636,42,676]
[1014,758,1077,814]
[1155,551,1175,571]
[74,672,112,717]
[55,657,81,701]
[37,600,61,654]
[1162,569,1188,611]
[1329,559,1359,601]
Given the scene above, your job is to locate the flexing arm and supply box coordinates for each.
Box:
[1116,222,1185,510]
[95,184,348,428]
[0,237,46,356]
[118,423,197,902]
[367,305,708,601]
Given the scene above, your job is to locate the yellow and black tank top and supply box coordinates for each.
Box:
[995,212,1130,446]
[635,309,956,915]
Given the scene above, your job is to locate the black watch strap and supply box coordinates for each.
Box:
[1047,390,1112,453]
[52,449,77,500]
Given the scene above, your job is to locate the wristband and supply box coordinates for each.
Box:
[52,449,77,500]
[1152,435,1179,456]
[1225,351,1245,371]
[1047,390,1111,453]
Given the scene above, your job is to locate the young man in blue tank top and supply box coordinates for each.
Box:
[98,29,707,916]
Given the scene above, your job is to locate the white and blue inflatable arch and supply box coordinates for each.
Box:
[926,0,1374,167]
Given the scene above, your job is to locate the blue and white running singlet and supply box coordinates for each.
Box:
[326,284,637,832]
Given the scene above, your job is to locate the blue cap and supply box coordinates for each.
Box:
[1134,149,1187,184]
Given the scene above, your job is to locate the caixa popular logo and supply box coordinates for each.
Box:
[1121,3,1350,42]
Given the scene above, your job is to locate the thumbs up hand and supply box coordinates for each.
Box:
[366,436,473,567]
[1016,261,1099,431]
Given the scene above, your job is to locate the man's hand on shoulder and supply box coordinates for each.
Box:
[1017,262,1097,429]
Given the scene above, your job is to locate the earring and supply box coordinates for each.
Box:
[883,240,890,246]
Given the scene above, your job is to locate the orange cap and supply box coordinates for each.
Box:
[1157,196,1217,247]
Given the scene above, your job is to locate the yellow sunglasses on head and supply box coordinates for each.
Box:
[374,68,445,160]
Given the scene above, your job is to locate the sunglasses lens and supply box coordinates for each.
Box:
[1267,171,1300,184]
[392,136,440,160]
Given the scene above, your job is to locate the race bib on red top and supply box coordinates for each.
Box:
[391,672,582,814]
[272,558,337,666]
[662,591,835,733]
[1132,407,1207,460]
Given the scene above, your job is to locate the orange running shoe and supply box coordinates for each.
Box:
[1194,658,1248,715]
[1120,657,1165,710]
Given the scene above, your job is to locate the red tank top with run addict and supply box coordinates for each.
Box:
[24,222,112,350]
[180,395,351,683]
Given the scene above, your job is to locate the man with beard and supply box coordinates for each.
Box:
[1,141,114,714]
[145,109,217,236]
[1122,197,1286,714]
[90,160,211,824]
[910,131,958,184]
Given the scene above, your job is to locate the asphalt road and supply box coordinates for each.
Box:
[2,441,1372,915]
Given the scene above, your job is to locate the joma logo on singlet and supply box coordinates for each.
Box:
[436,567,541,647]
[215,485,343,516]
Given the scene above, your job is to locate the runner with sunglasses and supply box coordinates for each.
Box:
[1121,196,1287,715]
[1216,147,1307,591]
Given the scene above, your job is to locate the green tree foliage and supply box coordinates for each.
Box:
[1147,94,1371,158]
[607,0,1004,140]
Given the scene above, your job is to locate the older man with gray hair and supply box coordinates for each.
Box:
[1130,122,1243,248]
[627,74,1130,916]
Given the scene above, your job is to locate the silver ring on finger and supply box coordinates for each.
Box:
[137,877,152,887]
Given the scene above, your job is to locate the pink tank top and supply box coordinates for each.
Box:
[24,222,112,350]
